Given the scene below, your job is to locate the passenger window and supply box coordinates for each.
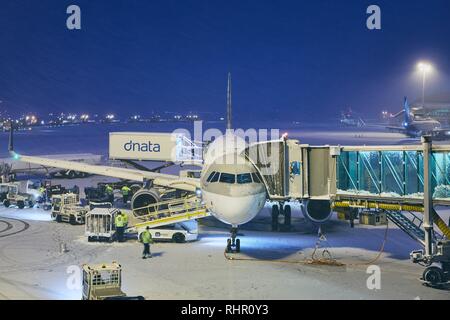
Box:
[219,173,236,184]
[210,172,220,183]
[206,171,216,182]
[237,173,252,184]
[251,173,261,183]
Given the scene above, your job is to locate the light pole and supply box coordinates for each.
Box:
[417,62,432,108]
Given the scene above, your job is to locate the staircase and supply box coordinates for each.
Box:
[386,210,446,246]
[386,211,426,245]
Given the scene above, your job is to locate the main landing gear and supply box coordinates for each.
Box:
[226,226,240,253]
[271,202,291,231]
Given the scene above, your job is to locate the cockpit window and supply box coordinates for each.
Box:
[219,173,235,184]
[210,172,220,183]
[251,172,261,183]
[237,173,252,184]
[206,171,216,182]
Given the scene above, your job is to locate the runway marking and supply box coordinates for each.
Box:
[0,220,13,233]
[0,218,30,238]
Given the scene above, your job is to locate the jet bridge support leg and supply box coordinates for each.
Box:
[410,136,450,287]
[423,136,434,257]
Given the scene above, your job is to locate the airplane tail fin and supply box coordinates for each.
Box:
[403,96,412,126]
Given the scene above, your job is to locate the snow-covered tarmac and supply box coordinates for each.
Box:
[0,202,449,300]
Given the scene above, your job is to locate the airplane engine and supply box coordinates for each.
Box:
[301,199,333,223]
[131,188,160,216]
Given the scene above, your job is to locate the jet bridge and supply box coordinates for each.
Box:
[245,137,450,205]
[244,137,450,285]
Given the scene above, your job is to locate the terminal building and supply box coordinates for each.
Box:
[410,93,450,125]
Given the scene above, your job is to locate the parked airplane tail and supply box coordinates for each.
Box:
[403,96,412,126]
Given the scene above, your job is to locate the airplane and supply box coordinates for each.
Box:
[339,108,365,128]
[8,74,333,253]
[386,97,450,139]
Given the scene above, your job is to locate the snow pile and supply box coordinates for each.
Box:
[433,185,450,199]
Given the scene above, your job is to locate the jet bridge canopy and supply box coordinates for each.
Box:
[335,145,450,204]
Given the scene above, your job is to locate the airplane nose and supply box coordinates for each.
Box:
[204,191,266,226]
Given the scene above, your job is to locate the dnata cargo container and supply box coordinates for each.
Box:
[109,132,197,162]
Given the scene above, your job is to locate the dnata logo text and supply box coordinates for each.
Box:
[124,140,161,152]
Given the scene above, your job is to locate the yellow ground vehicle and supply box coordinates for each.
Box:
[1,182,36,209]
[81,262,144,300]
[51,193,88,224]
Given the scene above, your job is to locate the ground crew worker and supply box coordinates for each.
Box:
[121,185,131,204]
[105,184,114,204]
[140,226,153,259]
[115,211,125,242]
[38,186,46,203]
[121,211,128,229]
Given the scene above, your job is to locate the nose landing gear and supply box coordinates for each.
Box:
[226,226,240,253]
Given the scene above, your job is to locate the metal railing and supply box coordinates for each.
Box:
[132,195,205,221]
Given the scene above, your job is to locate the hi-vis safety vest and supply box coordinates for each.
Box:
[141,230,153,244]
[115,215,125,227]
[121,186,131,195]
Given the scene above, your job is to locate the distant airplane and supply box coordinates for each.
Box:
[340,108,366,128]
[386,97,450,140]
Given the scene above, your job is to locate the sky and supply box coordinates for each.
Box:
[0,0,449,121]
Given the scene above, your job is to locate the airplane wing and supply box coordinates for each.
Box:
[430,128,450,140]
[385,126,407,133]
[14,153,200,192]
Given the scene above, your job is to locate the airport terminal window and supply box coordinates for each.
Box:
[206,171,216,182]
[210,172,220,183]
[219,173,236,184]
[251,173,261,183]
[237,173,252,184]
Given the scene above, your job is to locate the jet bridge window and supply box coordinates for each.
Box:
[237,173,252,184]
[251,172,261,183]
[219,173,236,184]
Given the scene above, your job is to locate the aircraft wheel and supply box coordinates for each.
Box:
[284,205,291,227]
[271,205,279,231]
[226,239,232,253]
[236,239,241,253]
